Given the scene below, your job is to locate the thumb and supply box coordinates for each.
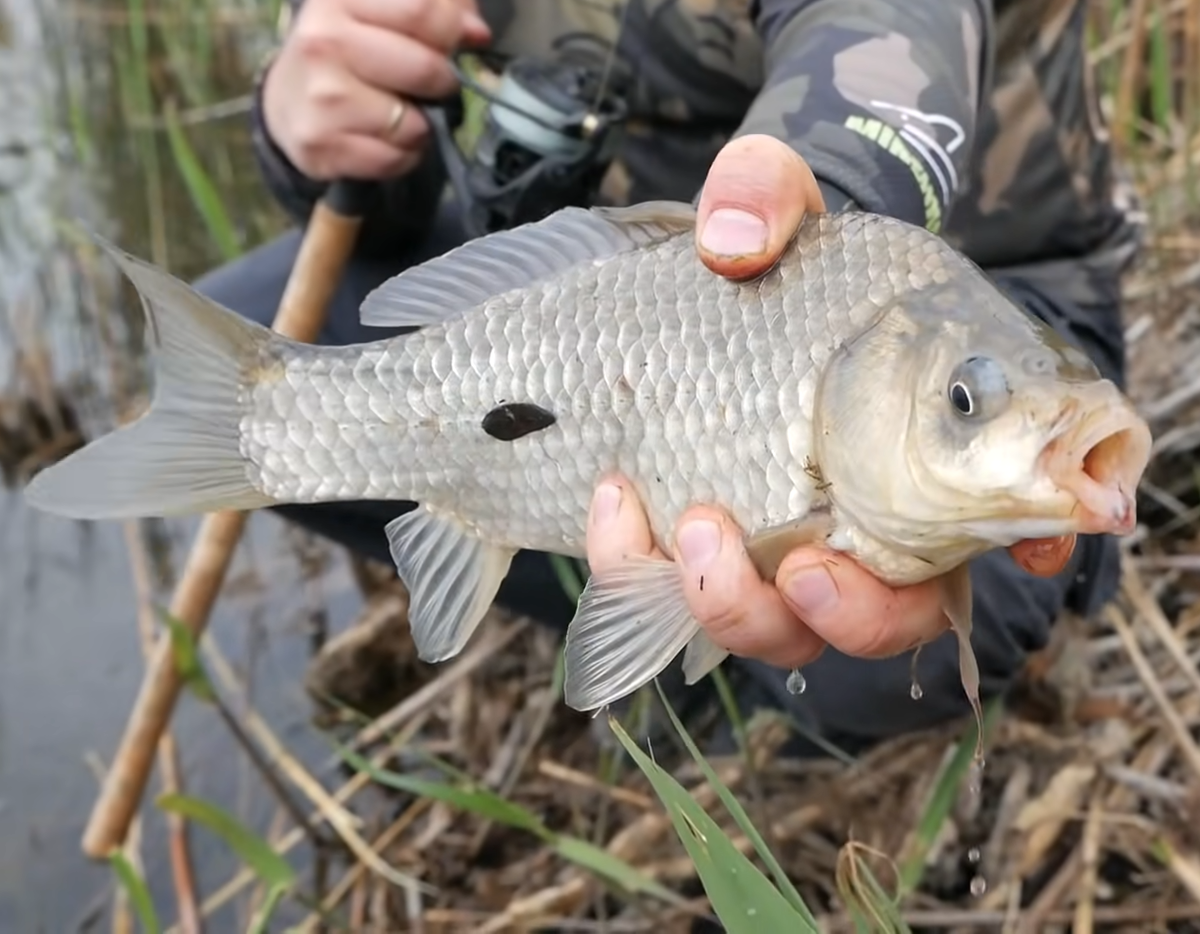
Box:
[696,134,826,281]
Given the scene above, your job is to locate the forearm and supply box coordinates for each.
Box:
[738,0,992,232]
[248,0,447,256]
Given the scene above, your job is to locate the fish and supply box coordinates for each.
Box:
[24,201,1152,727]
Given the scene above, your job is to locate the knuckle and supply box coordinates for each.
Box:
[291,26,339,65]
[410,53,455,96]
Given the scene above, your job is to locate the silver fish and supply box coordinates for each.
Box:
[25,201,1152,720]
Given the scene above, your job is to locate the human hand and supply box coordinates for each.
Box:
[262,0,491,181]
[582,134,1077,672]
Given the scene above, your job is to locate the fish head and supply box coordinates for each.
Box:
[812,276,1152,563]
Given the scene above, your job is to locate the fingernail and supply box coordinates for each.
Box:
[781,564,839,617]
[677,520,721,570]
[592,483,622,527]
[700,208,768,257]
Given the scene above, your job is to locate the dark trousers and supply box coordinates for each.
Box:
[193,202,1124,756]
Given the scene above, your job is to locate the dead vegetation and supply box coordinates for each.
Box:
[3,0,1199,931]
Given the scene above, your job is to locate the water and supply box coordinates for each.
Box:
[0,1,367,929]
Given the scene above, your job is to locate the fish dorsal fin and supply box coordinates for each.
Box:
[359,200,698,329]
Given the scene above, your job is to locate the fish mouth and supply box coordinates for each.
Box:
[1037,394,1152,537]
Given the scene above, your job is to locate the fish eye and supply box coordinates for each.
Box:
[947,355,1010,421]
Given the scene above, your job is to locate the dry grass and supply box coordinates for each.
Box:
[3,0,1200,931]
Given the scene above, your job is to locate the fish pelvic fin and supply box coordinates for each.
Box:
[358,200,697,329]
[682,631,730,685]
[937,563,985,759]
[562,556,700,712]
[384,506,517,663]
[23,236,276,520]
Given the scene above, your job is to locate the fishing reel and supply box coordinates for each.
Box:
[424,51,630,238]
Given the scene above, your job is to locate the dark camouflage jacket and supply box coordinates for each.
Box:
[252,0,1137,278]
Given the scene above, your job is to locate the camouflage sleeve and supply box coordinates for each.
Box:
[248,0,446,256]
[736,0,992,233]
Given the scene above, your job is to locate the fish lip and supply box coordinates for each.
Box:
[1036,393,1152,537]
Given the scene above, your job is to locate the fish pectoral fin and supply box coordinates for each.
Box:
[682,631,729,685]
[744,508,836,581]
[384,507,516,663]
[358,200,697,329]
[562,555,700,712]
[937,563,985,756]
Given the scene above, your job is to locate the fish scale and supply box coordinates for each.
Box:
[25,199,1150,719]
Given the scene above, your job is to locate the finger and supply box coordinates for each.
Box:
[1009,535,1076,577]
[674,507,827,670]
[349,0,485,54]
[342,23,461,100]
[585,476,663,575]
[775,548,948,659]
[695,134,827,281]
[302,133,420,181]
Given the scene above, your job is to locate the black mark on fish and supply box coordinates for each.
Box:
[804,457,832,492]
[481,402,557,441]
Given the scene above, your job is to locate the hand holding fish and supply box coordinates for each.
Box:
[585,134,1080,674]
[261,0,491,180]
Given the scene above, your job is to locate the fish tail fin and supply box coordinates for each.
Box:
[24,237,277,520]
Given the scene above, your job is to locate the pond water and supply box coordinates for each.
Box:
[0,1,365,929]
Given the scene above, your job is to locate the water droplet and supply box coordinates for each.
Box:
[747,908,757,917]
[970,874,987,896]
[785,668,807,695]
[910,681,924,701]
[967,847,981,864]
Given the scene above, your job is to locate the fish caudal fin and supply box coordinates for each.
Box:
[563,556,701,712]
[23,236,276,520]
[385,506,517,662]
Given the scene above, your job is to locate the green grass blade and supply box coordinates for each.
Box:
[162,103,241,261]
[157,792,296,893]
[897,697,1002,895]
[1147,4,1173,134]
[608,715,819,933]
[109,851,162,934]
[651,682,818,926]
[336,744,681,903]
[158,609,217,705]
[549,835,684,904]
[336,744,551,836]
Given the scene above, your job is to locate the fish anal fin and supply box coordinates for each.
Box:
[358,201,697,330]
[938,563,984,759]
[562,556,700,712]
[384,506,516,663]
